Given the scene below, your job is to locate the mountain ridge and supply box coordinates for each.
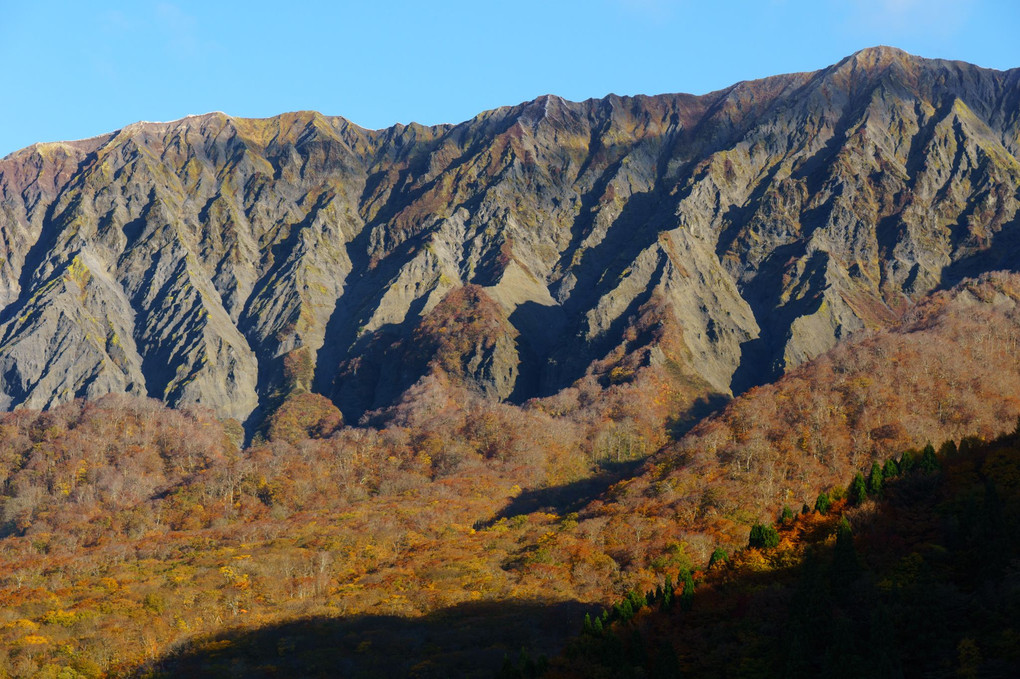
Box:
[6,45,1015,161]
[1,47,1018,427]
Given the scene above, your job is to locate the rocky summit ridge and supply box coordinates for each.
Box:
[0,47,1018,426]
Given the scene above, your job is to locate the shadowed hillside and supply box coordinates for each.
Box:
[132,600,587,679]
[542,425,1020,678]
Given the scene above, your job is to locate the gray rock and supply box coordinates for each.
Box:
[0,48,1017,424]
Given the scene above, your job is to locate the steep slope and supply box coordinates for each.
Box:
[1,47,1019,425]
[568,272,1020,569]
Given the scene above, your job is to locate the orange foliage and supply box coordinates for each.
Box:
[265,392,343,444]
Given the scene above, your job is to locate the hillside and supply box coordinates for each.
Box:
[122,401,1020,678]
[577,271,1020,564]
[542,425,1020,678]
[1,47,1019,428]
[2,273,1020,677]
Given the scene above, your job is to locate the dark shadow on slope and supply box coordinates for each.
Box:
[334,319,440,427]
[664,392,730,440]
[0,148,104,330]
[728,335,781,396]
[506,301,566,404]
[311,227,438,423]
[479,460,645,527]
[938,214,1020,290]
[129,599,590,679]
[538,194,672,397]
[729,247,829,394]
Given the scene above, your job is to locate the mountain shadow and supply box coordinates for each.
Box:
[129,599,590,679]
[479,459,646,528]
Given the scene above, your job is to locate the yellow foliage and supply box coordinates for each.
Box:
[219,566,250,590]
[737,548,770,572]
[18,634,50,646]
[6,619,39,631]
[40,610,77,627]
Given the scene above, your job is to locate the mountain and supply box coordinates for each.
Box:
[1,47,1019,427]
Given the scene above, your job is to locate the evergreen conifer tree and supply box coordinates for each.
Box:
[661,576,674,611]
[679,569,695,611]
[920,443,940,473]
[748,523,780,548]
[868,462,884,497]
[626,590,647,611]
[899,449,916,474]
[849,472,868,505]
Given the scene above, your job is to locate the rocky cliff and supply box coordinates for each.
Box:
[0,47,1018,425]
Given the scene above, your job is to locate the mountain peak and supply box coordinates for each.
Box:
[852,45,912,61]
[0,50,1018,424]
[836,45,918,76]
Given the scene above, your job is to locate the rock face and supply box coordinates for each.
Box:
[0,47,1018,424]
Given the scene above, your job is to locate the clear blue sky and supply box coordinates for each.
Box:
[2,0,1018,157]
